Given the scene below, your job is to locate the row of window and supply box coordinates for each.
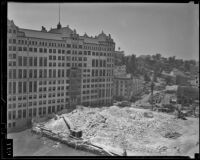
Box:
[8,95,37,102]
[8,81,37,94]
[8,61,89,68]
[50,62,87,68]
[82,89,112,98]
[82,83,111,88]
[8,53,17,59]
[8,45,114,57]
[8,100,68,110]
[70,50,114,57]
[8,104,66,121]
[8,28,16,34]
[18,56,47,67]
[8,61,17,67]
[9,69,113,80]
[8,93,68,103]
[9,79,66,86]
[15,56,90,68]
[49,55,65,60]
[9,61,86,68]
[115,80,143,86]
[82,78,113,83]
[8,122,16,128]
[83,45,114,52]
[39,87,68,93]
[92,69,107,77]
[9,69,68,79]
[8,37,114,51]
[8,37,67,48]
[8,82,71,95]
[92,59,107,67]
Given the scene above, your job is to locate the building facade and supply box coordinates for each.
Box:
[113,74,144,101]
[113,75,133,100]
[114,50,124,65]
[69,67,82,107]
[190,73,199,88]
[7,19,115,132]
[113,65,126,77]
[132,76,144,96]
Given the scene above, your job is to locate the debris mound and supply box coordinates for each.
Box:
[164,132,182,139]
[42,106,198,156]
[143,112,154,118]
[44,118,69,133]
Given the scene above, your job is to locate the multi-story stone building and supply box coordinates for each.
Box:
[132,76,144,96]
[114,50,124,65]
[113,74,133,100]
[113,74,144,101]
[113,65,126,77]
[7,19,115,132]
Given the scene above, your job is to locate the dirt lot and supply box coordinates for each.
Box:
[42,106,199,157]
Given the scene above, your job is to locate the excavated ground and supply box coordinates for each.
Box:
[43,106,199,157]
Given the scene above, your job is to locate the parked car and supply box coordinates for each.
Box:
[113,102,121,106]
[118,101,131,107]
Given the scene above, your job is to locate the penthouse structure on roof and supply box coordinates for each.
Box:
[7,19,116,132]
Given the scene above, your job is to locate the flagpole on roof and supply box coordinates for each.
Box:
[59,3,60,23]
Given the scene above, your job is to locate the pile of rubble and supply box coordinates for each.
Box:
[44,117,70,134]
[43,106,199,156]
[66,107,181,152]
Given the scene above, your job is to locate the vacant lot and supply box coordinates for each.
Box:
[46,106,199,157]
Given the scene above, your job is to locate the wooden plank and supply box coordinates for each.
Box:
[90,142,122,156]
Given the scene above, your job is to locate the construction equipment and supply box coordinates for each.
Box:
[70,129,83,139]
[60,116,71,130]
[60,116,82,139]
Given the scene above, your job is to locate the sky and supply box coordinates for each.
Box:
[8,3,199,60]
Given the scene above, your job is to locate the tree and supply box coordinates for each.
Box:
[168,56,176,63]
[175,59,184,69]
[126,54,137,75]
[155,53,161,61]
[184,60,191,72]
[144,73,151,82]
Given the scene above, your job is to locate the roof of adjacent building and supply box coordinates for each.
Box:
[161,70,176,77]
[165,85,178,91]
[9,19,115,45]
[171,68,186,77]
[80,36,99,44]
[19,28,63,40]
[48,25,73,35]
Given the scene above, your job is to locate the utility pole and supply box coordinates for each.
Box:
[151,82,154,110]
[150,71,155,111]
